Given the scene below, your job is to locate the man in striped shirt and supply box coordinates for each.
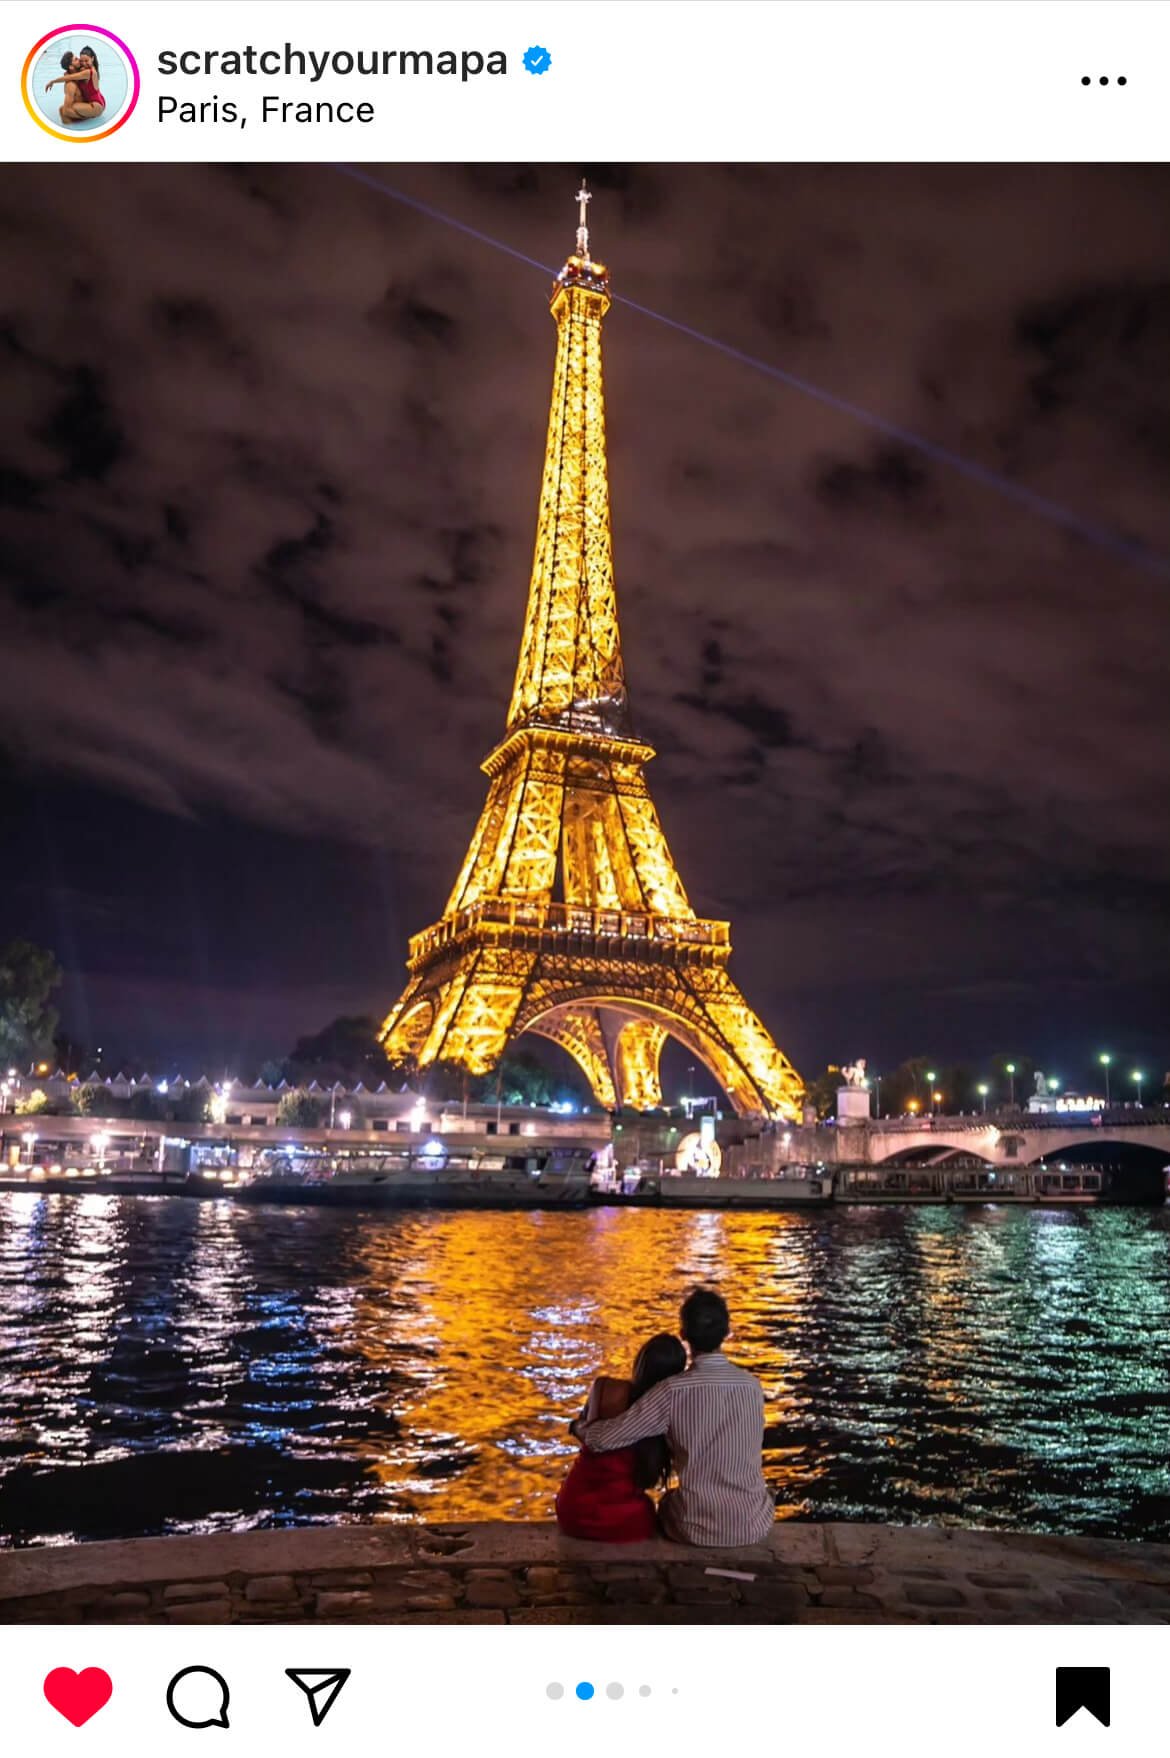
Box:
[574,1288,775,1546]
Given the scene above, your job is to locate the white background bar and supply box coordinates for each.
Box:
[4,1624,1158,1754]
[2,1,1167,162]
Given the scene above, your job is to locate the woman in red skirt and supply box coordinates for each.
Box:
[556,1333,685,1542]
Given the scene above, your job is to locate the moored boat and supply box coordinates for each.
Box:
[632,1166,835,1208]
[225,1143,594,1208]
[949,1166,1033,1204]
[1031,1166,1105,1205]
[835,1165,948,1203]
[0,1145,595,1208]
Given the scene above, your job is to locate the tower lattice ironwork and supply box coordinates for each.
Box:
[379,189,803,1119]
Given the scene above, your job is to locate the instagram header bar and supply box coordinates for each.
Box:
[2,0,1165,161]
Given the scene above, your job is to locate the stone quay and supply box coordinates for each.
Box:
[2,1522,1168,1625]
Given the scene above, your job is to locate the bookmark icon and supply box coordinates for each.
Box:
[286,1669,352,1727]
[1054,1667,1110,1728]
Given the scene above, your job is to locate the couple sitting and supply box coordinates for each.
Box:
[556,1287,775,1547]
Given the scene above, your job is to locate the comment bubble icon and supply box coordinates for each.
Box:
[166,1666,231,1730]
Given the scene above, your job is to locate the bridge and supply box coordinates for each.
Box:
[714,1110,1170,1175]
[842,1112,1169,1167]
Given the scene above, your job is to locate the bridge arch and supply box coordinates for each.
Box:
[876,1141,998,1168]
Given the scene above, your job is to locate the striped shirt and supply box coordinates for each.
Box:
[580,1351,775,1545]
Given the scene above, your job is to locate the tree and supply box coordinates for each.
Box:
[275,1090,325,1128]
[496,1050,564,1107]
[877,1058,933,1115]
[169,1086,211,1124]
[284,1015,392,1087]
[127,1087,166,1121]
[803,1066,844,1120]
[416,1047,589,1109]
[422,1059,477,1103]
[0,940,62,1067]
[77,1083,118,1117]
[14,1083,75,1116]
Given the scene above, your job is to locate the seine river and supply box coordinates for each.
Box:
[1,1194,1168,1547]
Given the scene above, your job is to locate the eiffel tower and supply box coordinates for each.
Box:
[379,188,803,1120]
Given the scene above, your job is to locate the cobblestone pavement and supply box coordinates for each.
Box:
[2,1523,1169,1624]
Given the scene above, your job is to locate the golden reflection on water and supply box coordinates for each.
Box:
[2,1197,1169,1543]
[348,1209,807,1520]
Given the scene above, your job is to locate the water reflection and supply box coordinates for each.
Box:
[0,1197,1167,1544]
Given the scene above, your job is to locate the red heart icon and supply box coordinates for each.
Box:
[43,1668,113,1727]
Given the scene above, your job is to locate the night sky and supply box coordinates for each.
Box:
[1,163,1167,1085]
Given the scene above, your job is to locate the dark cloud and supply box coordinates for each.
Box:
[0,162,1166,1076]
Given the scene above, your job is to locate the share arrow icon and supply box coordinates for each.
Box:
[285,1669,352,1727]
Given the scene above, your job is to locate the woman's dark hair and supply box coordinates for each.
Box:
[629,1332,685,1490]
[80,45,100,75]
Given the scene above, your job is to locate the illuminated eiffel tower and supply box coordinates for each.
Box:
[380,188,803,1119]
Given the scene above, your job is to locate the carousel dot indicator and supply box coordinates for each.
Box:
[576,1682,595,1701]
[606,1683,624,1700]
[639,1685,651,1697]
[546,1683,564,1700]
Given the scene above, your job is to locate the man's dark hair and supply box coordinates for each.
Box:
[680,1287,730,1354]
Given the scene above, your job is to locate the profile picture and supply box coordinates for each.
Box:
[22,24,139,143]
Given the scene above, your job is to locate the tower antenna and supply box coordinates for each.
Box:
[575,178,591,259]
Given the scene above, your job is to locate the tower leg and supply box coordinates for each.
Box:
[614,1017,668,1109]
[380,947,537,1077]
[528,1007,618,1110]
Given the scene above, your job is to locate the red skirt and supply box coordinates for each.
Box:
[555,1446,658,1542]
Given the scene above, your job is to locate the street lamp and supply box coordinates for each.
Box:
[1005,1062,1016,1106]
[1132,1070,1144,1106]
[93,1131,108,1170]
[932,1090,943,1115]
[338,1109,352,1130]
[926,1073,937,1115]
[873,1073,882,1117]
[22,1132,37,1166]
[977,1083,989,1114]
[1099,1053,1112,1106]
[1047,1077,1060,1095]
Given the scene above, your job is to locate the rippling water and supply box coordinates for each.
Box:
[1,1194,1168,1546]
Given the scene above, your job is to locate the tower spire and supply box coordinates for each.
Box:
[508,185,623,737]
[575,178,591,259]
